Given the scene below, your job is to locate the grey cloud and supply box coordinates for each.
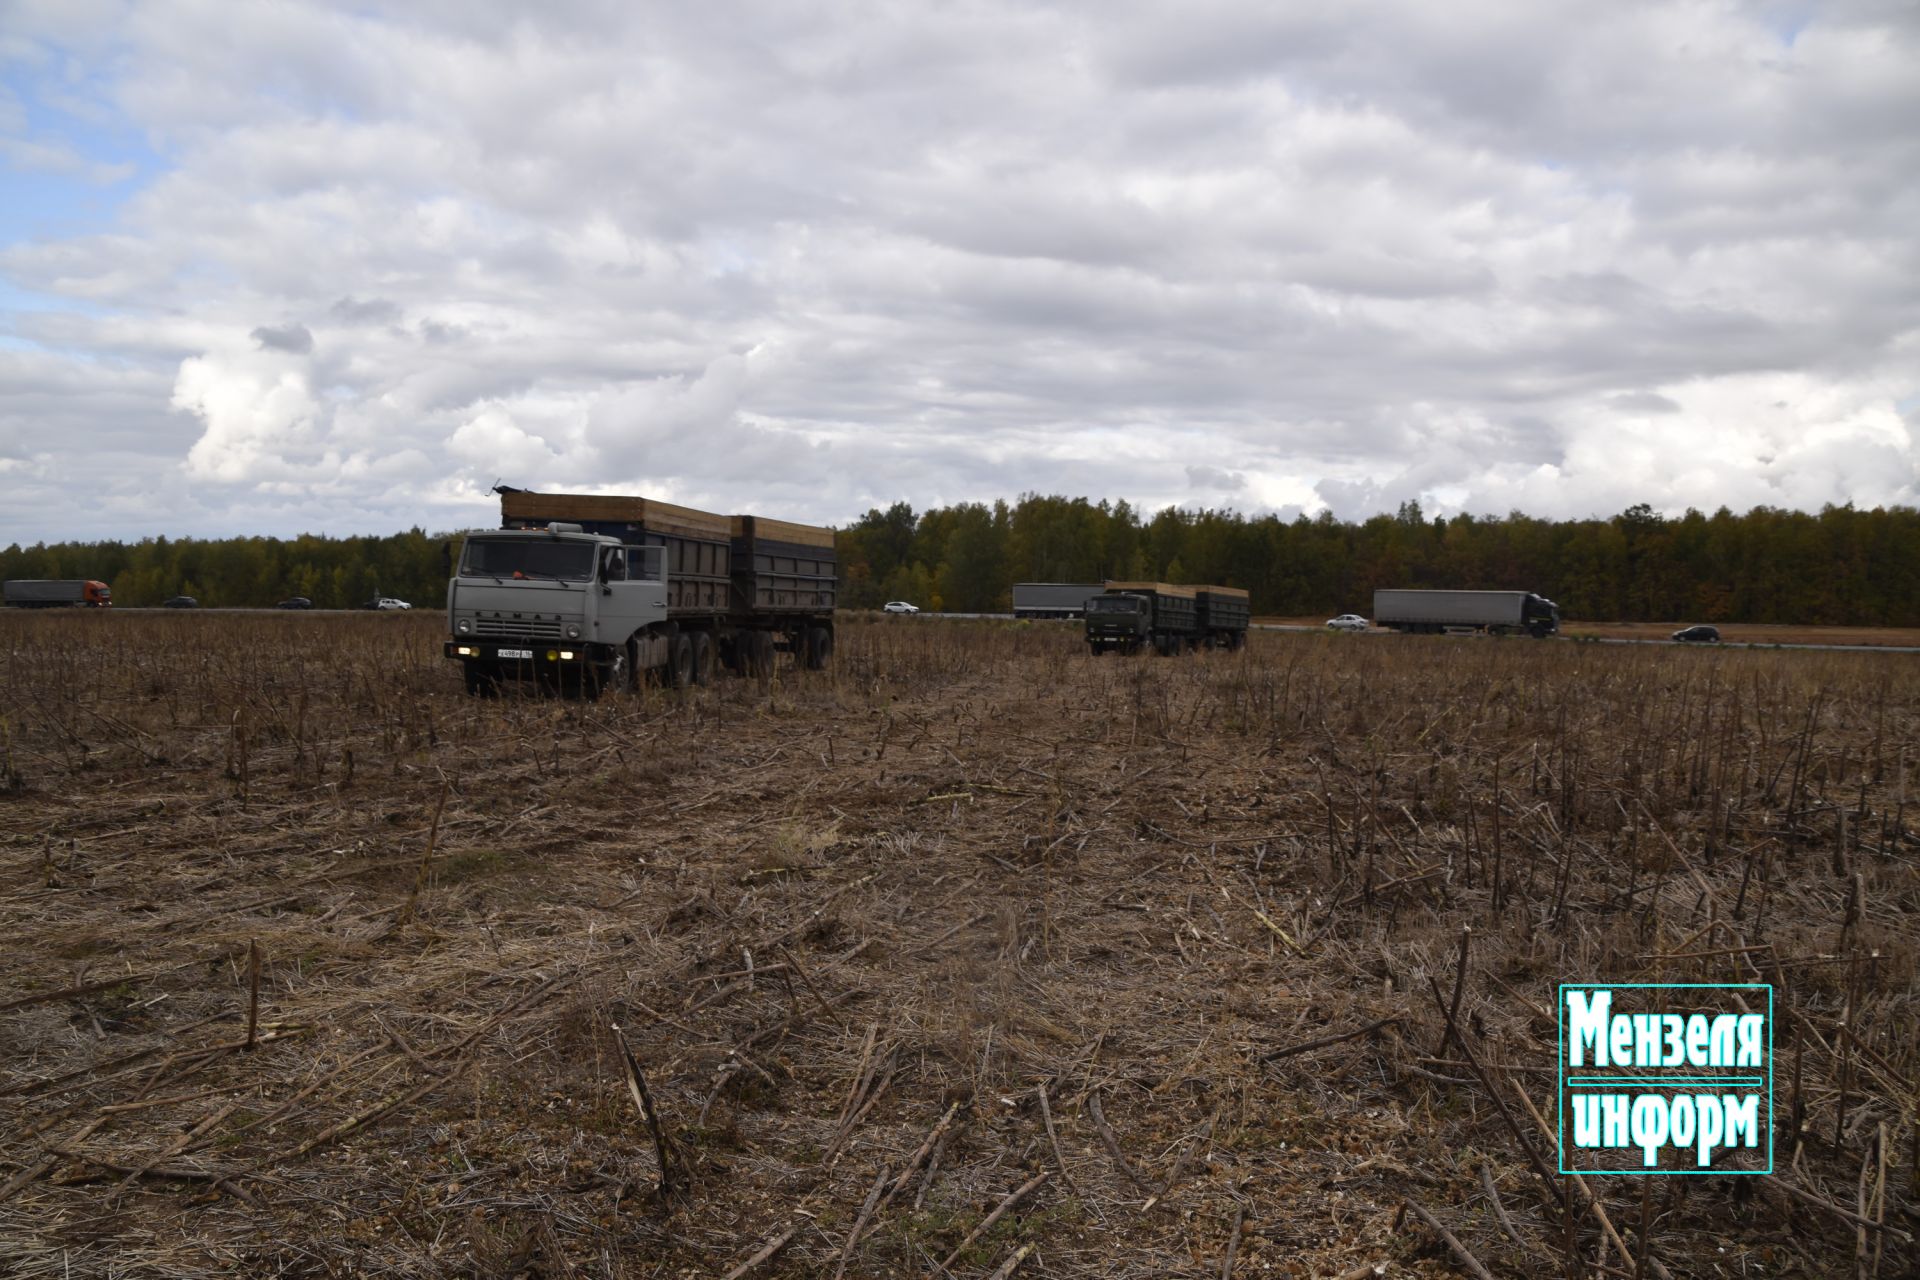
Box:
[331,296,401,324]
[251,323,314,354]
[1186,465,1246,492]
[1608,391,1681,415]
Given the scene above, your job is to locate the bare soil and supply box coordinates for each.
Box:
[1,612,1915,1278]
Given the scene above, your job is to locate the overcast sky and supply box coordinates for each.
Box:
[2,0,1917,542]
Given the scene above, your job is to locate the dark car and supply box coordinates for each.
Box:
[277,597,313,609]
[1672,625,1720,643]
[162,596,199,609]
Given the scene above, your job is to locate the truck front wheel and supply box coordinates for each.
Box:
[463,662,498,697]
[691,631,715,684]
[588,644,631,699]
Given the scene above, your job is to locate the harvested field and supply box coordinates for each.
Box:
[1,611,1916,1278]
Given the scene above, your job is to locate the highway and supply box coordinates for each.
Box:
[49,607,1920,654]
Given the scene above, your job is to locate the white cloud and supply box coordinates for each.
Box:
[0,0,1914,540]
[175,342,324,482]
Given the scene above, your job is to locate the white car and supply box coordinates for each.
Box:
[882,601,920,614]
[1326,613,1369,632]
[369,596,412,611]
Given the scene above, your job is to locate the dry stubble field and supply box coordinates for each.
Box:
[1,612,1916,1279]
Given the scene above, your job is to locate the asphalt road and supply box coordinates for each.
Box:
[58,607,1920,654]
[935,613,1920,654]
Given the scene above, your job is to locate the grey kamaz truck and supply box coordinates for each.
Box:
[1084,581,1248,655]
[446,490,836,694]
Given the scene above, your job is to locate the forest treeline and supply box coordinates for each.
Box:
[2,497,1916,624]
[838,497,1919,625]
[0,530,454,612]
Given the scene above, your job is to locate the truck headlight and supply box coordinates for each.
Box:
[565,623,581,640]
[455,618,471,634]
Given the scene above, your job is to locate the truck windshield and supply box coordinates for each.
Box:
[461,538,596,582]
[1089,597,1140,613]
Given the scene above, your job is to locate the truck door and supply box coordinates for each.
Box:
[595,546,668,643]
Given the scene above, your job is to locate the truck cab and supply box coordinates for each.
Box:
[445,525,668,694]
[1084,592,1151,653]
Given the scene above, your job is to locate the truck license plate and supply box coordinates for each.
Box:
[496,648,534,660]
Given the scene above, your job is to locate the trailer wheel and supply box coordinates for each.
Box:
[669,634,694,688]
[691,631,715,684]
[804,625,833,670]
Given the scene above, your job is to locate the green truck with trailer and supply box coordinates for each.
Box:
[446,490,836,694]
[1084,581,1249,655]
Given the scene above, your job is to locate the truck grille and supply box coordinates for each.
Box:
[474,616,566,641]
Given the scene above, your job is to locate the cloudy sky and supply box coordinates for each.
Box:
[2,0,1917,542]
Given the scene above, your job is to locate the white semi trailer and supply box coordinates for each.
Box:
[1373,589,1560,638]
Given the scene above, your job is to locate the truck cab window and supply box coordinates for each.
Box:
[628,546,666,582]
[461,538,596,582]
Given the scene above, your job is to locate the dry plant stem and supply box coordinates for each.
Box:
[1398,1197,1498,1280]
[776,943,844,1026]
[244,938,261,1051]
[1434,925,1471,1058]
[1145,1110,1215,1210]
[935,1170,1050,1272]
[1768,1171,1912,1241]
[611,1022,682,1197]
[1509,1081,1676,1280]
[985,1242,1037,1280]
[1423,976,1561,1206]
[111,1098,245,1197]
[1222,1203,1246,1279]
[835,1022,878,1132]
[832,1164,891,1280]
[1088,1091,1149,1191]
[394,775,450,927]
[0,973,153,1013]
[1260,1017,1399,1062]
[1036,1081,1080,1195]
[886,1100,962,1200]
[1478,1162,1523,1245]
[719,1221,801,1280]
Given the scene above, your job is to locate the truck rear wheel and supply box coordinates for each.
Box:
[691,631,715,684]
[669,634,694,688]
